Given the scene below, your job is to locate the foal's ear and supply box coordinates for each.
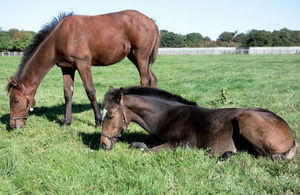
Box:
[116,88,124,103]
[109,86,115,93]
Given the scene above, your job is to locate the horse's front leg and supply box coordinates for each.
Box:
[61,67,75,125]
[75,59,101,127]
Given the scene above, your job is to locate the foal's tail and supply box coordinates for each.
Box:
[149,22,160,65]
[272,138,298,160]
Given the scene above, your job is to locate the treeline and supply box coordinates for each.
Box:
[161,28,300,47]
[0,28,35,51]
[1,27,300,51]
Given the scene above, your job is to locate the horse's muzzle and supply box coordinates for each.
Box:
[10,119,24,129]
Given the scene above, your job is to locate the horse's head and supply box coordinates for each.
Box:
[7,77,34,129]
[100,86,128,150]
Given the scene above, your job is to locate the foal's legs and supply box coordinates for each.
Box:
[129,142,148,150]
[127,51,157,87]
[149,140,179,153]
[61,67,75,125]
[75,58,101,127]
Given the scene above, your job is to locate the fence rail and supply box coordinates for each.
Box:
[158,47,300,55]
[1,47,300,56]
[0,51,23,56]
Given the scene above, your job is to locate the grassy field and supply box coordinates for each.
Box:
[0,55,299,194]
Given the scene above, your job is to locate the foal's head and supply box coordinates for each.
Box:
[100,86,128,150]
[7,77,34,129]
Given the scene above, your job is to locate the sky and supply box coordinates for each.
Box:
[0,0,299,40]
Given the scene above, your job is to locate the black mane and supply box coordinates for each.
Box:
[15,12,74,81]
[116,86,197,106]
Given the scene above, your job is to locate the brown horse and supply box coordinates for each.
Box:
[7,10,160,129]
[100,86,297,160]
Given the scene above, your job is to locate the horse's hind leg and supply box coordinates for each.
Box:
[61,67,75,125]
[149,69,157,87]
[75,58,101,127]
[127,50,157,87]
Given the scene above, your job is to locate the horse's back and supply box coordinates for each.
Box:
[54,10,158,65]
[235,108,295,156]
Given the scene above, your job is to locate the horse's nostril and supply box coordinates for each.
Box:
[101,143,108,150]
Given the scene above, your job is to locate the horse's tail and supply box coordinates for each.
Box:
[149,22,160,65]
[272,138,298,160]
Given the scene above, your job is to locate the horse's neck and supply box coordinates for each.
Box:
[17,40,56,97]
[124,95,173,134]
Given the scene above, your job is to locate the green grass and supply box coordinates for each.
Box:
[0,55,299,194]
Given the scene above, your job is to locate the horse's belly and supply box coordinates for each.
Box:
[91,53,126,66]
[91,42,131,66]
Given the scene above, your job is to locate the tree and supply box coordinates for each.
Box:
[232,33,245,43]
[12,31,33,51]
[218,31,237,42]
[184,33,203,47]
[272,28,300,46]
[243,30,274,47]
[203,36,211,41]
[9,28,19,38]
[296,31,300,45]
[0,31,13,51]
[160,30,185,47]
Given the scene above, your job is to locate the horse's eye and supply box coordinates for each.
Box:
[14,99,19,104]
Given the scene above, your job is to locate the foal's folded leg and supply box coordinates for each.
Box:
[129,142,148,151]
[216,151,237,163]
[149,140,179,153]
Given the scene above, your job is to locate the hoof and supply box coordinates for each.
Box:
[129,142,148,151]
[216,151,236,163]
[95,121,101,127]
[63,121,71,126]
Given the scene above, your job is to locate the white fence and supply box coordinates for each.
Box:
[1,47,300,56]
[0,51,23,56]
[158,47,300,55]
[247,47,300,54]
[159,47,237,55]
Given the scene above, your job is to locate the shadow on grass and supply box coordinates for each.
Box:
[0,103,102,130]
[79,130,162,150]
[79,132,101,150]
[120,131,162,148]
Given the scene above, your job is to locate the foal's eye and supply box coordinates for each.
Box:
[107,115,114,120]
[14,99,19,104]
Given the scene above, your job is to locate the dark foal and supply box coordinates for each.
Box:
[100,86,297,160]
[7,10,159,129]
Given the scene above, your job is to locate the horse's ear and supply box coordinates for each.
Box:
[116,88,124,103]
[109,86,115,93]
[7,77,20,89]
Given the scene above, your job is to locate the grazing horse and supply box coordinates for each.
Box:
[100,86,297,160]
[6,10,160,129]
